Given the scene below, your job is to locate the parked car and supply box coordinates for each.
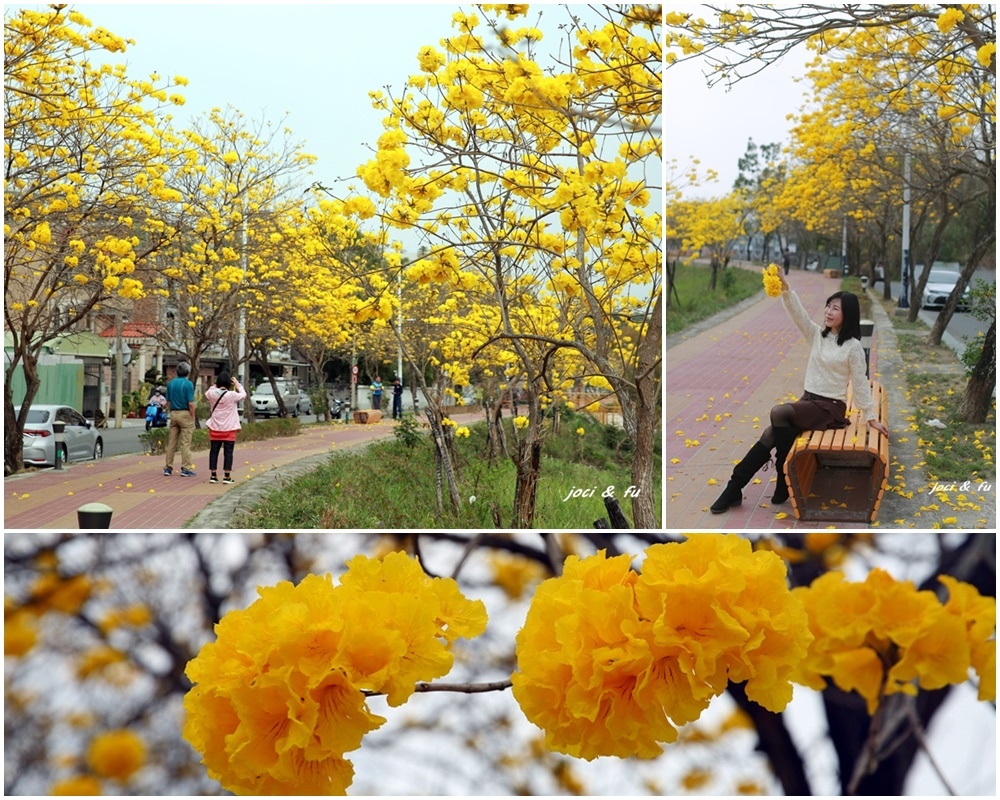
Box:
[299,392,312,415]
[921,268,970,311]
[250,379,301,418]
[15,404,104,467]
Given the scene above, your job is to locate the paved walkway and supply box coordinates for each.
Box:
[666,267,995,530]
[5,411,480,530]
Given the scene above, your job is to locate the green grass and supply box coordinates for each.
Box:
[232,412,661,529]
[665,262,762,335]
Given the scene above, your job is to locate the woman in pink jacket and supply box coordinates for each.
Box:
[205,373,247,485]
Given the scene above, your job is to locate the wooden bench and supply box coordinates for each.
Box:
[784,380,889,524]
[352,409,382,424]
[823,268,841,279]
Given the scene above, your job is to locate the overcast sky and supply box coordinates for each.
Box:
[664,6,813,197]
[46,3,625,255]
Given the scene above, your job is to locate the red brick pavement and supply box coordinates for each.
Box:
[666,269,880,530]
[5,413,479,530]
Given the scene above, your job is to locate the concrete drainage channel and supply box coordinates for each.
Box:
[185,440,376,529]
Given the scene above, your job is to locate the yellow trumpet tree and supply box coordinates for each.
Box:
[670,5,995,423]
[357,4,661,527]
[4,7,186,473]
[148,106,318,416]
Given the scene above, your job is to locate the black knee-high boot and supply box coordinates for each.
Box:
[710,442,773,514]
[771,427,799,504]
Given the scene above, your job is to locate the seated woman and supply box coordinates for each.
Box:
[710,273,889,514]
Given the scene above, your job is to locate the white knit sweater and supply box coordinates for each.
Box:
[781,290,875,421]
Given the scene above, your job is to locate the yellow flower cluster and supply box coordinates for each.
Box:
[513,415,529,429]
[51,776,102,795]
[762,263,783,297]
[183,552,487,795]
[87,729,146,780]
[511,535,811,760]
[791,568,995,713]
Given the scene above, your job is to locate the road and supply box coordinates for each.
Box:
[879,267,994,355]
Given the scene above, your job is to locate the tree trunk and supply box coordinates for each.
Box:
[433,447,443,514]
[629,293,662,529]
[958,320,996,423]
[927,260,979,347]
[425,409,461,513]
[485,400,507,463]
[256,353,289,419]
[513,436,542,528]
[4,349,40,475]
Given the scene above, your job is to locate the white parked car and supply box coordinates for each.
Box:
[16,404,104,466]
[921,268,970,311]
[250,379,301,418]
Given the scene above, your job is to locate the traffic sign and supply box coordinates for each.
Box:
[352,365,359,375]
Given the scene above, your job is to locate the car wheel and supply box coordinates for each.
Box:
[292,405,299,418]
[59,443,69,465]
[93,439,103,460]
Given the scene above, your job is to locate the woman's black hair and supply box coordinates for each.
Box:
[216,372,232,389]
[821,291,861,345]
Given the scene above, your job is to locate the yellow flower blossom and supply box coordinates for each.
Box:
[87,729,145,780]
[762,263,783,297]
[51,776,102,795]
[512,536,811,760]
[791,569,995,713]
[183,553,486,794]
[513,415,529,429]
[4,609,37,656]
[936,7,964,33]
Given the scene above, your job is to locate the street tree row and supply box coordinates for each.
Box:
[4,5,662,527]
[665,3,995,423]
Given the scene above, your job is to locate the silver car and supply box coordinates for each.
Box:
[921,268,970,311]
[16,404,104,466]
[250,379,301,418]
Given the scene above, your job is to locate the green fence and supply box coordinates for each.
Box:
[8,356,84,409]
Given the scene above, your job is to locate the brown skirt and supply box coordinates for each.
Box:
[788,391,849,431]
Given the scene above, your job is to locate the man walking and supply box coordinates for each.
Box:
[164,361,197,477]
[391,377,404,419]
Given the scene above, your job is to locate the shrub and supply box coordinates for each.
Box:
[138,418,301,455]
[393,413,424,449]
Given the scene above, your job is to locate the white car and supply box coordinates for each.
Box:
[921,268,970,311]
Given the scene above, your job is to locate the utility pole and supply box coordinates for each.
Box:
[238,209,251,390]
[898,150,911,310]
[114,309,124,429]
[397,269,403,383]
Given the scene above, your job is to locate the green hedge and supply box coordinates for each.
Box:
[138,418,302,455]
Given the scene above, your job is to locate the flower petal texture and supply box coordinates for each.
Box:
[512,535,811,759]
[183,552,487,794]
[791,568,995,713]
